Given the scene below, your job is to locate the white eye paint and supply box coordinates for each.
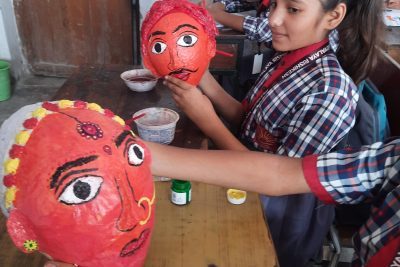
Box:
[177,34,198,47]
[128,144,145,166]
[59,176,103,205]
[151,42,167,54]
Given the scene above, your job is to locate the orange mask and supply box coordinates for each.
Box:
[0,101,155,267]
[141,0,217,86]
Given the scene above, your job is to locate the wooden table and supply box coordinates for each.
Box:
[0,64,278,267]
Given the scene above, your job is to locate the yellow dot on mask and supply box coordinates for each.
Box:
[87,103,102,112]
[23,240,39,252]
[58,100,74,109]
[113,115,125,126]
[32,107,47,119]
[15,130,30,146]
[4,158,20,175]
[5,186,17,209]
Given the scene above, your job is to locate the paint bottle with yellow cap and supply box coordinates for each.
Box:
[171,179,191,205]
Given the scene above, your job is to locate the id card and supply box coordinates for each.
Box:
[252,53,263,74]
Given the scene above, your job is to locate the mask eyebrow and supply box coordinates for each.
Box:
[115,131,131,147]
[115,130,136,157]
[173,24,198,33]
[55,168,98,194]
[149,30,166,40]
[50,155,98,189]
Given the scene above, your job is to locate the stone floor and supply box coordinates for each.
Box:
[0,75,66,124]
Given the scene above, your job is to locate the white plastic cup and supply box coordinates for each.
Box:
[132,107,179,144]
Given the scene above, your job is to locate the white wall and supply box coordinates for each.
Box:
[0,8,11,61]
[0,0,28,79]
[139,0,155,23]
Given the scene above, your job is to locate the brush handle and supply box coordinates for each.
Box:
[126,113,146,125]
[216,50,234,58]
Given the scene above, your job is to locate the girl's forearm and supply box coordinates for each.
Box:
[210,9,245,32]
[146,142,310,196]
[199,71,244,127]
[198,115,248,151]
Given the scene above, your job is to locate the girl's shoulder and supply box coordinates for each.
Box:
[310,53,358,100]
[318,53,356,88]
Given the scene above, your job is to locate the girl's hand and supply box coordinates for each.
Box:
[198,69,214,93]
[163,75,217,130]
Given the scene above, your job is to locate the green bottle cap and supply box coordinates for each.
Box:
[171,179,191,191]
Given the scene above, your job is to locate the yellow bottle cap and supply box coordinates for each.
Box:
[226,189,247,205]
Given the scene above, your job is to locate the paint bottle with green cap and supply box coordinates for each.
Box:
[170,179,191,205]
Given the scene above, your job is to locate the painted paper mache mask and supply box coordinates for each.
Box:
[141,0,218,86]
[0,100,155,267]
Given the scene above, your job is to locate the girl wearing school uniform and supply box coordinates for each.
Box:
[164,0,383,266]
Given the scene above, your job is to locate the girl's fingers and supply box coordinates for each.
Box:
[164,76,193,90]
[165,82,184,96]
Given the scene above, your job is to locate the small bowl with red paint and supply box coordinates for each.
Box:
[120,69,158,92]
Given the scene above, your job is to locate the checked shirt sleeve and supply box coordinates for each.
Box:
[303,139,400,265]
[303,138,400,205]
[243,15,272,43]
[215,0,245,13]
[216,1,272,43]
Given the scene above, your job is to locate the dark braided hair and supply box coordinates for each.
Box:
[320,0,383,84]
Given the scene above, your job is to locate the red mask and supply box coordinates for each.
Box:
[1,101,154,266]
[142,11,216,86]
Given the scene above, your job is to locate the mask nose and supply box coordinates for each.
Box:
[167,48,180,71]
[114,175,152,232]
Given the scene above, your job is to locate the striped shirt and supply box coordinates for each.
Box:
[240,44,358,157]
[303,138,400,266]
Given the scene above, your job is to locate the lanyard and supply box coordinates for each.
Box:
[243,39,331,113]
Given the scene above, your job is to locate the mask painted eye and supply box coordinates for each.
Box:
[128,144,145,166]
[59,176,103,205]
[177,34,198,47]
[151,42,167,54]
